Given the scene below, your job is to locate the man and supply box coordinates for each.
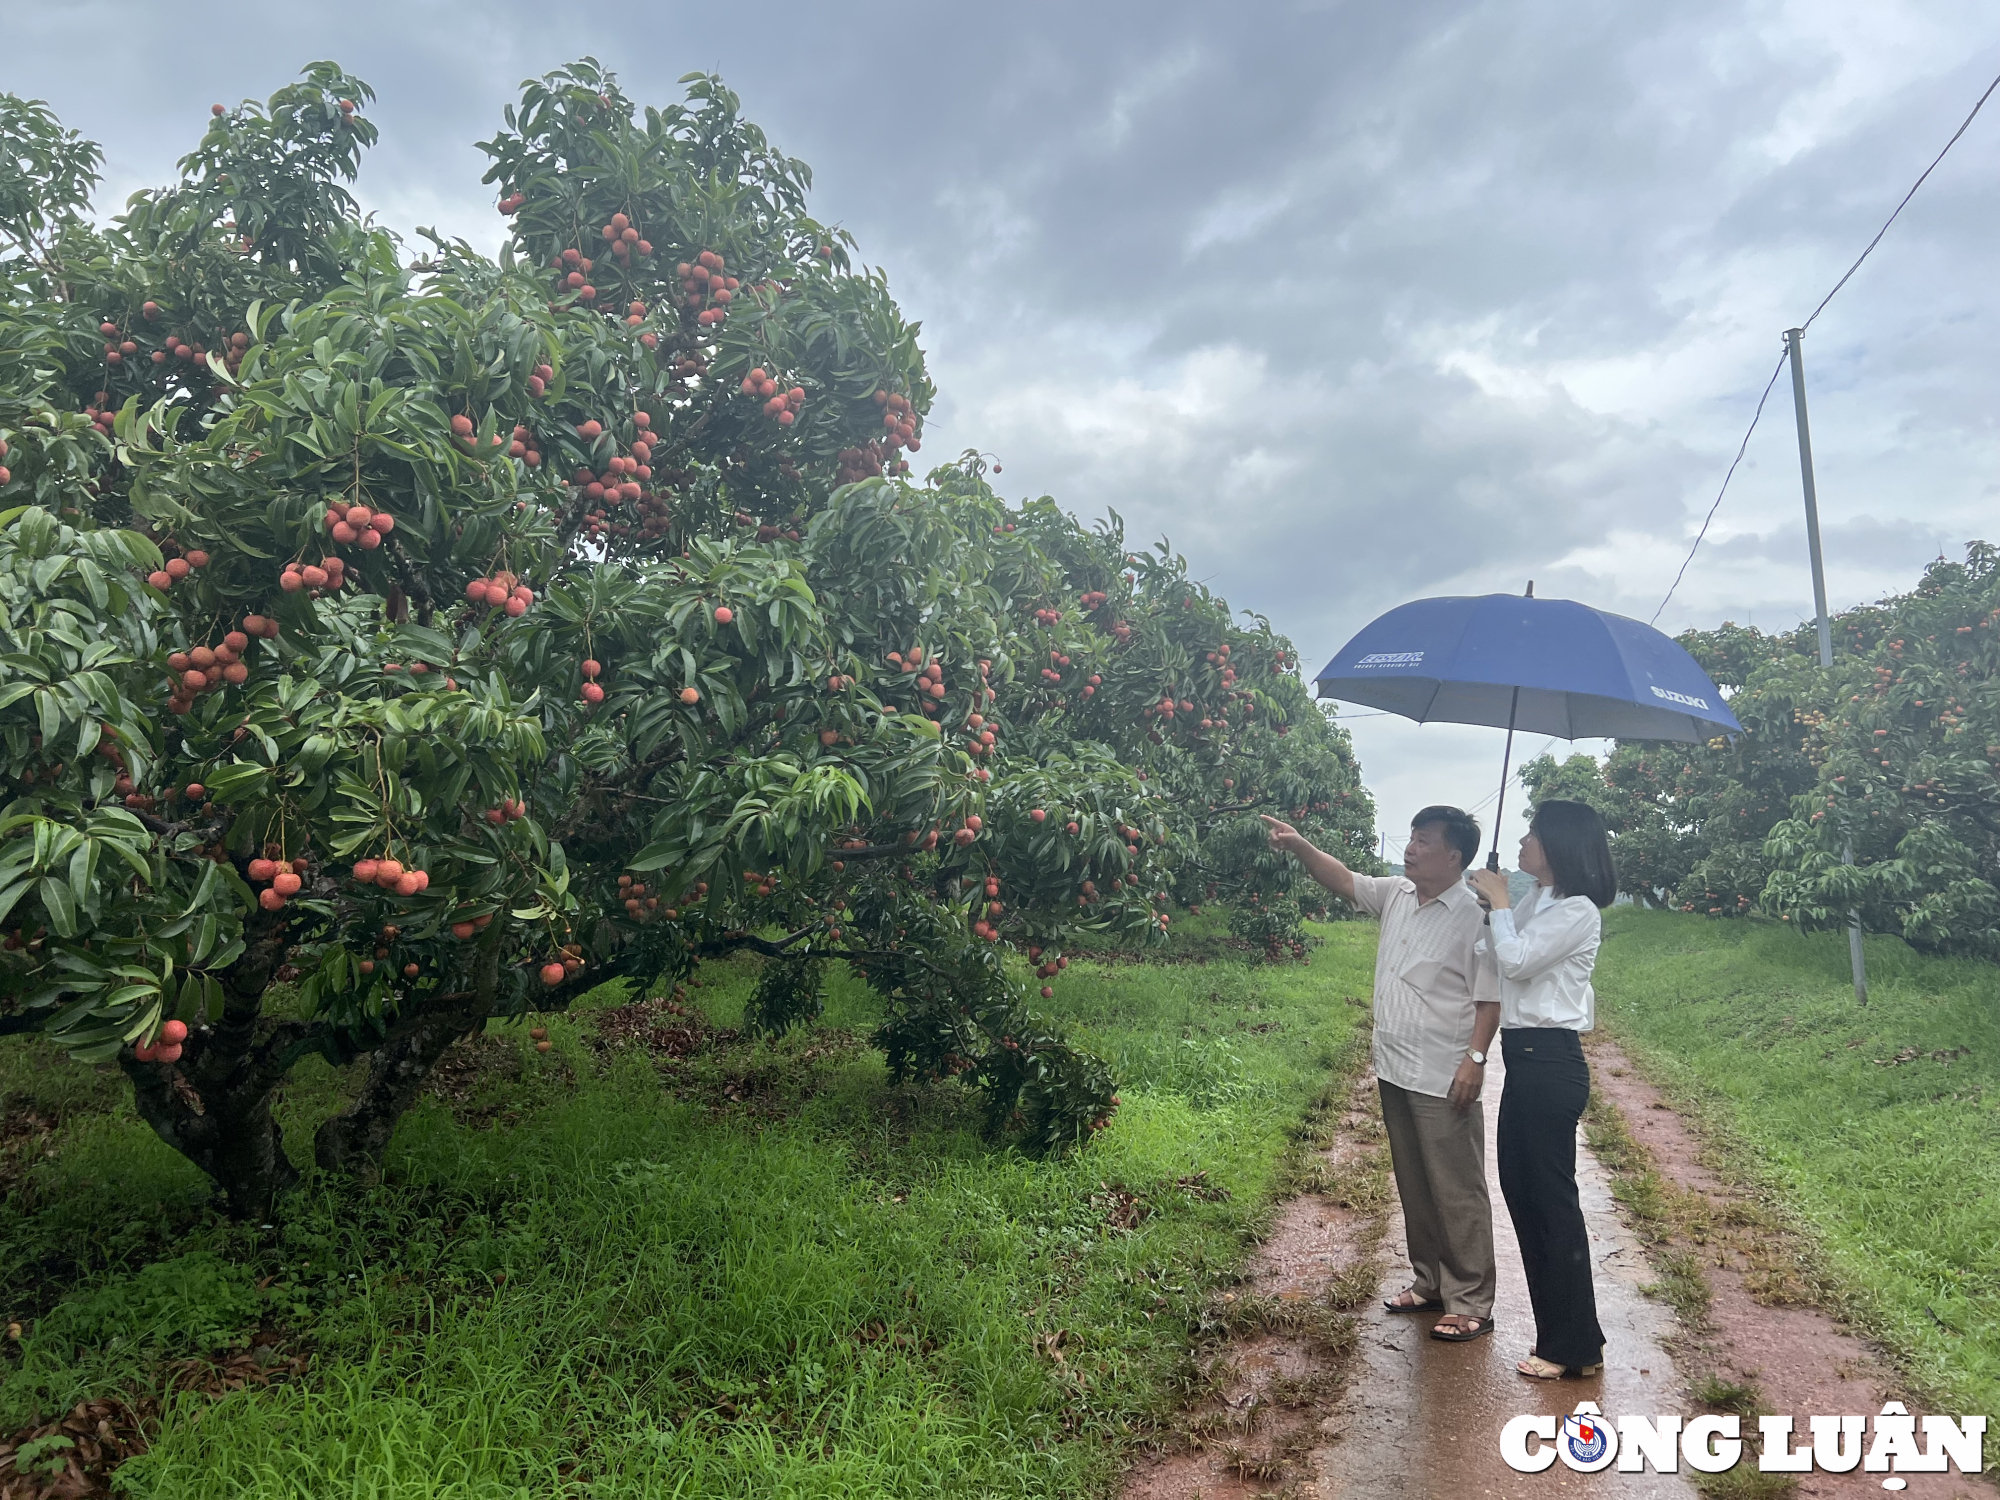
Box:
[1261,806,1500,1342]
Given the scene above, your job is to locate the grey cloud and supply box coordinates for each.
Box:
[8,0,1998,843]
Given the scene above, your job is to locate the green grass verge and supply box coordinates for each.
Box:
[1593,907,2000,1423]
[1,915,1374,1499]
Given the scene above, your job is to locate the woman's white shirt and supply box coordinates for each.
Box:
[1478,883,1601,1031]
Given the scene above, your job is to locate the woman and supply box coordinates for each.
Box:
[1467,799,1617,1381]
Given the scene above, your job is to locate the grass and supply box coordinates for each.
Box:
[1593,907,2000,1425]
[1,914,1375,1499]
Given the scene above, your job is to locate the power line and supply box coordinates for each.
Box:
[1800,67,2000,334]
[1465,736,1563,817]
[1651,354,1787,625]
[1652,63,2000,626]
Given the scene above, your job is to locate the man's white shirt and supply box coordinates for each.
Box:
[1350,873,1495,1099]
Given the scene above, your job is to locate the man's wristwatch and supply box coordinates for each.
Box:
[1467,1049,1487,1066]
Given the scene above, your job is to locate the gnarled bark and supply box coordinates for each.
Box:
[313,947,499,1179]
[123,1052,299,1220]
[123,909,310,1221]
[312,990,493,1178]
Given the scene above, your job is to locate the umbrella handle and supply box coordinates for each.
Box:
[1488,686,1520,872]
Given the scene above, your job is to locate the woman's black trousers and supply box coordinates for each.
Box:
[1497,1027,1604,1370]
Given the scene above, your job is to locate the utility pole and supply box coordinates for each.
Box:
[1784,327,1868,1005]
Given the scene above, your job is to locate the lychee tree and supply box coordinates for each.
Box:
[0,63,1368,1218]
[1518,545,2000,951]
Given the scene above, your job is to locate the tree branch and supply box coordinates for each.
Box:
[691,924,817,959]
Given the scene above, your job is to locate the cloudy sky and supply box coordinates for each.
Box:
[13,1,1999,860]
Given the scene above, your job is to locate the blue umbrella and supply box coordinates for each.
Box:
[1313,586,1740,867]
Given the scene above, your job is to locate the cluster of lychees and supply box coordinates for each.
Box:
[464,572,535,616]
[247,853,310,912]
[171,329,250,376]
[80,397,120,440]
[873,389,921,452]
[621,301,661,350]
[834,439,910,486]
[134,1018,188,1064]
[1078,589,1109,610]
[615,873,673,920]
[551,248,601,303]
[963,712,999,759]
[351,856,431,897]
[162,615,278,715]
[678,250,735,328]
[1031,607,1061,626]
[449,415,505,455]
[539,945,585,987]
[146,544,212,591]
[321,502,396,548]
[887,647,948,706]
[280,555,347,596]
[564,418,688,548]
[506,425,543,466]
[597,212,653,265]
[738,367,805,426]
[573,415,651,481]
[1026,944,1070,988]
[732,511,803,543]
[482,798,528,826]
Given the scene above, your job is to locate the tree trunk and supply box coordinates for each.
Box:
[314,950,497,1180]
[123,1054,299,1220]
[124,909,306,1220]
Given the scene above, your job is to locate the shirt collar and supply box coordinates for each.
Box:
[1412,878,1479,912]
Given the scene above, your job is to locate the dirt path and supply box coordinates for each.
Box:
[1122,1049,1693,1498]
[1120,1072,1389,1499]
[1588,1033,2000,1500]
[1309,1044,1695,1498]
[1123,1035,1997,1498]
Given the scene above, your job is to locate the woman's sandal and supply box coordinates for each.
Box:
[1429,1314,1494,1342]
[1382,1287,1445,1314]
[1516,1353,1604,1379]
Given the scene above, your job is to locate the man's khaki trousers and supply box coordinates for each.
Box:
[1378,1079,1496,1318]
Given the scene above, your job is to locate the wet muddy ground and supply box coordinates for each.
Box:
[1121,1073,1388,1499]
[1124,1034,1996,1499]
[1587,1035,1998,1500]
[1309,1044,1694,1499]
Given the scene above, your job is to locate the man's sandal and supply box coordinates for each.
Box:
[1516,1354,1603,1379]
[1382,1287,1445,1314]
[1429,1314,1494,1342]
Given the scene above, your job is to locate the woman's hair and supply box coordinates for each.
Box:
[1529,799,1618,908]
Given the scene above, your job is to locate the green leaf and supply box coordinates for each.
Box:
[66,837,98,905]
[0,879,32,928]
[37,875,78,937]
[181,858,223,917]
